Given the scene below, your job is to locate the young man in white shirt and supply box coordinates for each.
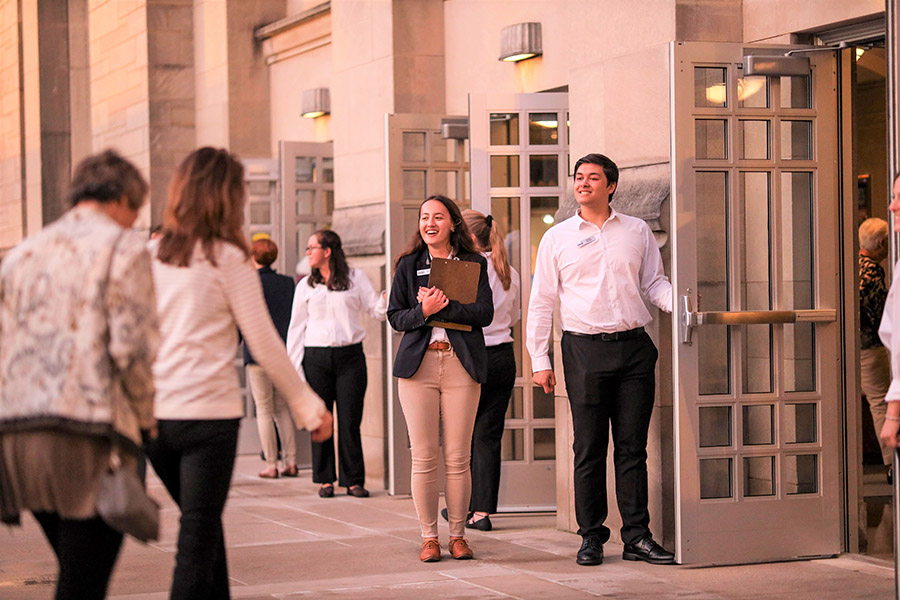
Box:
[526,153,675,566]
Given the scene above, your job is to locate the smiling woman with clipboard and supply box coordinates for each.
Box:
[387,194,493,563]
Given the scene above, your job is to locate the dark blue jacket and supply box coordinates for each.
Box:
[388,248,493,383]
[244,265,296,365]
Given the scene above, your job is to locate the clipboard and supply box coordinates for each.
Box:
[427,257,480,331]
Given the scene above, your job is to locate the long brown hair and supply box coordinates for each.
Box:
[393,195,477,269]
[462,209,512,290]
[157,147,250,267]
[307,229,351,291]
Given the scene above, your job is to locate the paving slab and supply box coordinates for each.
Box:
[0,455,894,599]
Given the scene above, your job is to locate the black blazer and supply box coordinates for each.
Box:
[243,265,295,366]
[388,248,493,383]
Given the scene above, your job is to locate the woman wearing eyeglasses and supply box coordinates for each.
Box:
[286,230,387,499]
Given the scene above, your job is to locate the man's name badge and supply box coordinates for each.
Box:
[416,268,431,276]
[577,235,597,248]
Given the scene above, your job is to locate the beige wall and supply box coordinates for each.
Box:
[194,0,229,148]
[743,0,884,43]
[0,0,24,250]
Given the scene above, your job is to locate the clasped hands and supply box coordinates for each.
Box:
[417,286,449,318]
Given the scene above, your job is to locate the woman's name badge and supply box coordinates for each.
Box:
[417,268,431,277]
[577,235,598,248]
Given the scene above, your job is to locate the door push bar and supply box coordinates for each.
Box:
[680,293,837,345]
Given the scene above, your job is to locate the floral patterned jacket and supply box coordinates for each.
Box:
[0,206,159,446]
[860,253,887,350]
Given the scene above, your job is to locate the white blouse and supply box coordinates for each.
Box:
[286,268,387,374]
[150,240,326,428]
[482,252,521,347]
[880,260,900,402]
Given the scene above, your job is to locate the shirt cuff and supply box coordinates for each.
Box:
[531,355,553,373]
[886,380,900,403]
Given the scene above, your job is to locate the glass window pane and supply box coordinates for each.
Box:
[744,456,775,496]
[321,157,334,183]
[699,406,732,447]
[491,196,522,280]
[534,428,555,460]
[784,323,815,392]
[490,155,520,187]
[434,171,458,199]
[529,113,559,145]
[739,120,771,160]
[533,385,554,419]
[785,403,817,444]
[295,157,315,183]
[781,121,812,160]
[738,76,768,108]
[529,155,559,187]
[296,189,315,215]
[403,132,426,162]
[432,136,455,163]
[696,119,727,160]
[249,202,270,225]
[402,206,419,246]
[740,172,771,311]
[324,190,334,215]
[505,387,523,419]
[742,324,773,394]
[781,172,813,310]
[530,197,558,276]
[695,67,727,108]
[785,454,818,494]
[490,113,519,145]
[501,428,524,461]
[403,170,426,199]
[696,172,730,395]
[781,76,811,109]
[742,404,774,445]
[248,180,272,196]
[700,458,733,499]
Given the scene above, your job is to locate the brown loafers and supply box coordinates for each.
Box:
[449,537,474,560]
[419,538,441,562]
[258,468,279,479]
[280,464,299,477]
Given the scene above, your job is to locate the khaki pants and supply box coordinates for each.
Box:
[860,346,892,465]
[398,348,480,539]
[247,364,297,468]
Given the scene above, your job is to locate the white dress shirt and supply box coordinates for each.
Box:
[482,252,521,347]
[286,268,387,375]
[526,209,673,373]
[879,261,900,402]
[150,240,326,429]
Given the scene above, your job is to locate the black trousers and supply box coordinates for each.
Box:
[303,343,368,487]
[33,511,123,600]
[469,342,516,514]
[561,331,657,545]
[146,419,240,600]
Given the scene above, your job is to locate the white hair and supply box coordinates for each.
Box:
[859,217,888,252]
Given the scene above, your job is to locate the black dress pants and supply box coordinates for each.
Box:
[303,343,368,487]
[469,342,516,514]
[561,331,657,545]
[146,419,240,600]
[33,511,123,600]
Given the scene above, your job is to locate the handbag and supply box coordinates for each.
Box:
[93,230,160,542]
[96,445,160,542]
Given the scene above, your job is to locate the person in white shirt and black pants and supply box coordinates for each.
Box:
[527,154,675,567]
[287,230,387,499]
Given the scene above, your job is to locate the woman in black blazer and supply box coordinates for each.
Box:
[388,194,493,563]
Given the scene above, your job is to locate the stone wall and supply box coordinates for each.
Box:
[0,0,24,251]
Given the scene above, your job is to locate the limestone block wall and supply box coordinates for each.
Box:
[194,0,229,148]
[743,0,883,43]
[0,0,24,251]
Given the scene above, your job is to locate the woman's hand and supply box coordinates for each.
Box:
[416,286,428,304]
[420,286,448,318]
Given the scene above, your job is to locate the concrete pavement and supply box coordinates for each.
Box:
[0,455,894,599]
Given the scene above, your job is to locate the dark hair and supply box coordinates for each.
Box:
[251,237,278,267]
[462,209,512,290]
[308,229,351,291]
[394,195,477,269]
[573,153,619,201]
[68,149,148,210]
[157,147,250,267]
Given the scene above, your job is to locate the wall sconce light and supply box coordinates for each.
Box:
[301,88,330,118]
[499,22,542,62]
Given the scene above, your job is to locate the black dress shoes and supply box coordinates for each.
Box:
[347,485,370,497]
[622,535,675,564]
[466,515,492,531]
[576,534,603,566]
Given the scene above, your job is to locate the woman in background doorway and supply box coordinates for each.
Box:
[879,173,900,452]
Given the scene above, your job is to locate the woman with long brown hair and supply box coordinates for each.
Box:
[387,195,493,562]
[147,147,332,599]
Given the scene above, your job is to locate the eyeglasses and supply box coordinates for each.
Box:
[305,245,322,252]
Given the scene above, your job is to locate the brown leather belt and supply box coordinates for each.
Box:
[427,341,452,351]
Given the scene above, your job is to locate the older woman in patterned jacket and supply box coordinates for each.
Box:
[0,150,159,600]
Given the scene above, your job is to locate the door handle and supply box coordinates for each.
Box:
[680,294,836,345]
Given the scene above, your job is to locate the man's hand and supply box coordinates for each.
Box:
[533,369,556,394]
[881,418,900,448]
[311,410,334,443]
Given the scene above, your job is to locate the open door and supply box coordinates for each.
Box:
[670,41,842,564]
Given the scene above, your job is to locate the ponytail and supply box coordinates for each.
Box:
[461,209,512,291]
